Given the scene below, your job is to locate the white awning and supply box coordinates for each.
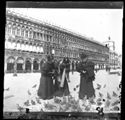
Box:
[40,47,43,53]
[16,43,21,50]
[11,42,16,49]
[21,44,25,51]
[25,44,29,51]
[33,46,37,52]
[52,49,55,54]
[7,58,15,63]
[17,59,24,64]
[29,45,33,52]
[36,46,40,52]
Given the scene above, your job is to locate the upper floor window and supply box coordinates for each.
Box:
[21,27,25,37]
[29,31,32,38]
[25,30,28,38]
[12,26,16,35]
[7,25,11,34]
[17,27,20,36]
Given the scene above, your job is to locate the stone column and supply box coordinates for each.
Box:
[22,62,25,73]
[31,62,33,73]
[13,61,17,76]
[38,62,40,72]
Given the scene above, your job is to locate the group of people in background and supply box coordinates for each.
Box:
[37,52,95,101]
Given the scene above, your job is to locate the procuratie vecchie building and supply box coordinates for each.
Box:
[5,10,109,73]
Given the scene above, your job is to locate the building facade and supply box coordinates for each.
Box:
[5,10,109,73]
[109,51,119,69]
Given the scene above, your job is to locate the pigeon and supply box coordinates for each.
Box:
[76,85,79,88]
[111,100,120,106]
[89,98,96,105]
[107,92,111,99]
[17,104,24,112]
[105,100,111,108]
[85,105,91,111]
[99,92,103,98]
[4,95,14,99]
[4,88,10,91]
[112,106,120,111]
[112,91,118,97]
[24,100,30,106]
[54,97,61,104]
[73,88,76,91]
[27,90,31,95]
[103,84,106,88]
[96,84,101,90]
[36,97,41,104]
[32,84,37,88]
[31,100,36,105]
[117,87,120,91]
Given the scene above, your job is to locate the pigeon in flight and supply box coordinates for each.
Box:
[4,87,10,91]
[96,84,101,90]
[32,84,37,88]
[27,90,31,95]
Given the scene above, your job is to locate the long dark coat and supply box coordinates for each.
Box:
[53,61,60,95]
[37,61,54,100]
[76,60,95,99]
[54,62,70,97]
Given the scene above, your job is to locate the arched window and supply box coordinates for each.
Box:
[25,59,32,72]
[33,59,39,71]
[12,25,16,35]
[7,57,15,72]
[21,27,25,37]
[25,30,28,38]
[17,58,24,71]
[17,26,20,36]
[7,24,12,34]
[29,30,32,38]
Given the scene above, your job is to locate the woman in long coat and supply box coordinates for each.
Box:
[37,55,54,100]
[76,53,95,99]
[54,58,70,97]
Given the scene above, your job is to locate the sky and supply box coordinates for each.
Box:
[6,8,123,55]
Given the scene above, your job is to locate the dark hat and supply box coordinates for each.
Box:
[79,53,88,59]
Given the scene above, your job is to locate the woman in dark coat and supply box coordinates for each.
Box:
[76,53,95,99]
[53,59,60,95]
[54,58,70,97]
[37,55,55,100]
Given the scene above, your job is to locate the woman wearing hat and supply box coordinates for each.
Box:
[37,54,55,100]
[76,53,95,99]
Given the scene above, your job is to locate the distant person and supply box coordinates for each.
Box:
[72,61,74,74]
[66,57,70,82]
[76,53,95,99]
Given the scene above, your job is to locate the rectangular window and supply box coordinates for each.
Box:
[12,28,16,35]
[8,27,11,34]
[29,31,32,38]
[21,30,24,37]
[17,29,20,36]
[25,31,28,38]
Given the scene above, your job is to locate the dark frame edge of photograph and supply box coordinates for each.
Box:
[6,1,123,9]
